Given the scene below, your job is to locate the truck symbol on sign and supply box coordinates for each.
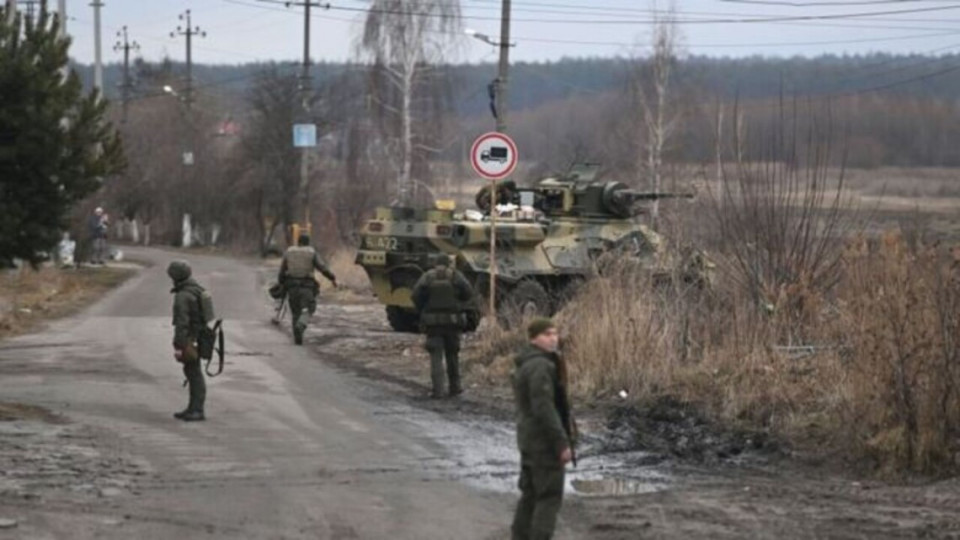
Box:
[481,146,509,164]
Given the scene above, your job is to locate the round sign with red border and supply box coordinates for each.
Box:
[470,132,519,180]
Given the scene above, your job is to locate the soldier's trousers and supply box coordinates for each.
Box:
[424,330,461,396]
[511,455,565,540]
[288,285,318,332]
[181,357,206,413]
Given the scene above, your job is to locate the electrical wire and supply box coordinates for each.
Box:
[222,0,960,49]
[719,0,960,7]
[311,0,960,25]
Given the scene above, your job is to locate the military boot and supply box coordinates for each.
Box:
[180,410,205,422]
[294,326,304,345]
[173,408,190,420]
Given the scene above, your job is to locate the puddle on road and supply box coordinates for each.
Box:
[376,399,669,498]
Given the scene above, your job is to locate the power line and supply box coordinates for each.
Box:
[290,0,960,25]
[719,0,958,6]
[226,0,960,49]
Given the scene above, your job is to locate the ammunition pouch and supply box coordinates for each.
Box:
[420,310,478,332]
[285,277,319,294]
[420,312,463,328]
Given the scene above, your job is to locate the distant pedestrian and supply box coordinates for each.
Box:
[411,254,476,399]
[278,234,338,345]
[168,260,208,422]
[88,207,109,265]
[511,318,576,540]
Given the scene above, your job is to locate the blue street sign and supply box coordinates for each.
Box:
[293,124,317,148]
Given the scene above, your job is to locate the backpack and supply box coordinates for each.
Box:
[193,288,225,377]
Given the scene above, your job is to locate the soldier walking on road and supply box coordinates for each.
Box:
[511,318,575,540]
[168,260,208,422]
[279,234,338,345]
[411,255,475,399]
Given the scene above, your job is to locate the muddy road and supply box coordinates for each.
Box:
[0,249,957,539]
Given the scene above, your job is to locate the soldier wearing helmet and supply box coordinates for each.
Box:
[168,260,207,422]
[411,255,476,398]
[278,234,338,345]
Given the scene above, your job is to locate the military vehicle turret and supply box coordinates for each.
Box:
[355,164,711,333]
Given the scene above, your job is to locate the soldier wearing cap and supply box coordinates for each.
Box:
[411,255,475,398]
[511,318,573,540]
[278,234,338,345]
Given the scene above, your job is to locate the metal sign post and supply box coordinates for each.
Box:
[470,132,519,320]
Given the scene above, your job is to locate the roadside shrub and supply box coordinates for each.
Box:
[557,234,960,476]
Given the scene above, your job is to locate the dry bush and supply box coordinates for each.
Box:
[835,234,960,474]
[538,102,960,476]
[550,234,960,476]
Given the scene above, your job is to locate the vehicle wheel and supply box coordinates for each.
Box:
[386,306,421,334]
[498,280,552,326]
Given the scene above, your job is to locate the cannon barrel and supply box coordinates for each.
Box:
[615,191,695,201]
[602,183,694,217]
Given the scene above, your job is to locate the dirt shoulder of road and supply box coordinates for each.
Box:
[303,296,960,539]
[0,265,138,340]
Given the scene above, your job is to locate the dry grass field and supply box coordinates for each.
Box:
[0,266,135,339]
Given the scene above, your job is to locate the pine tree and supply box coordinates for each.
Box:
[0,4,123,267]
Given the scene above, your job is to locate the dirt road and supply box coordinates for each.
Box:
[0,249,542,539]
[0,249,958,539]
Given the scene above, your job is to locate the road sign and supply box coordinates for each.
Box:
[470,132,518,180]
[293,123,317,148]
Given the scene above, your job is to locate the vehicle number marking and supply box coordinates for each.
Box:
[368,236,400,251]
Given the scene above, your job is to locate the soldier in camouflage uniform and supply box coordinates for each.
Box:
[511,318,573,540]
[411,255,475,398]
[279,234,338,345]
[168,260,207,422]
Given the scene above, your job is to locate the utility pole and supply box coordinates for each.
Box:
[57,0,65,35]
[91,0,103,93]
[284,0,329,236]
[5,0,16,25]
[113,25,138,123]
[21,0,37,23]
[300,0,313,231]
[170,9,205,109]
[495,0,511,134]
[488,0,512,319]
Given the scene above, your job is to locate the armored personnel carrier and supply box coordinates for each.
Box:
[355,164,710,333]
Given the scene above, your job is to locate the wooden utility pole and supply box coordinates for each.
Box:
[288,1,329,234]
[495,0,511,135]
[113,25,138,123]
[488,0,512,319]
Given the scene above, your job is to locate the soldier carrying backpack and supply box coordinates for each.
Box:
[167,260,224,422]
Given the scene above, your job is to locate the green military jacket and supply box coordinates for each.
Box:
[171,278,205,349]
[411,266,474,329]
[512,344,570,460]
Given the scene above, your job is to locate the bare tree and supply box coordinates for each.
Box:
[359,0,460,205]
[238,67,312,253]
[631,5,680,227]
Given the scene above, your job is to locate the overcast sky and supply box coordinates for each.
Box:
[50,0,960,66]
